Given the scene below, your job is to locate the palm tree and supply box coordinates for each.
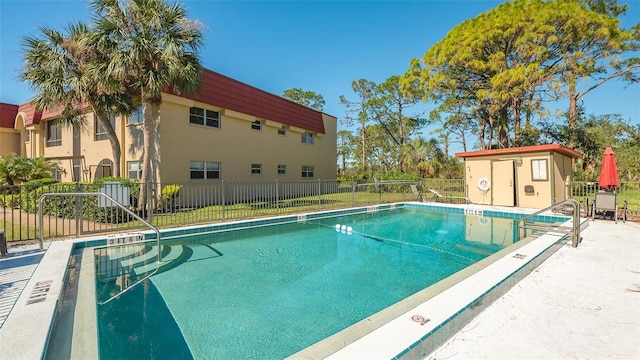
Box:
[21,22,133,177]
[90,0,204,210]
[0,154,62,185]
[409,137,445,178]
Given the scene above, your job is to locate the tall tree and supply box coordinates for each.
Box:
[282,88,325,111]
[539,110,639,180]
[367,75,426,172]
[340,79,376,173]
[554,0,638,148]
[90,0,204,210]
[411,0,637,150]
[337,130,357,176]
[21,22,133,177]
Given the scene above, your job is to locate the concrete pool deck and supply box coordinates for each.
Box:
[0,218,639,359]
[427,219,640,360]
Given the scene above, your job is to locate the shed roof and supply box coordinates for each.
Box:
[455,144,582,159]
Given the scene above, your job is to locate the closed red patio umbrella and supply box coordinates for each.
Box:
[598,147,619,190]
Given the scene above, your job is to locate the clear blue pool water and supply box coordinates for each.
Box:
[95,207,519,359]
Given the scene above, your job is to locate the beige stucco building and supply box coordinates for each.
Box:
[0,103,20,155]
[2,69,337,184]
[456,144,582,209]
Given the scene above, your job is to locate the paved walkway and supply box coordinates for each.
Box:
[428,219,640,359]
[0,244,48,328]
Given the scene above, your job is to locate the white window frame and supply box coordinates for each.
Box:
[251,163,262,175]
[251,120,262,131]
[277,126,287,136]
[46,121,62,147]
[189,107,220,128]
[190,161,221,180]
[301,165,314,178]
[277,164,287,175]
[302,132,314,144]
[127,161,143,179]
[128,105,143,125]
[25,130,30,143]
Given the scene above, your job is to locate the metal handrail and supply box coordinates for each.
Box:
[517,199,581,248]
[38,192,162,261]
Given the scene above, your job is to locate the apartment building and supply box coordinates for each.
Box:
[0,103,20,155]
[2,68,337,183]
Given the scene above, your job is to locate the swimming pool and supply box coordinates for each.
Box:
[43,203,575,359]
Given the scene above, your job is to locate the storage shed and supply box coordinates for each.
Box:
[455,144,582,208]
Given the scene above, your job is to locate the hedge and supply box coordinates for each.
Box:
[9,177,141,224]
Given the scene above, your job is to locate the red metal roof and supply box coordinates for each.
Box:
[173,68,326,133]
[16,102,43,126]
[455,144,582,159]
[0,103,19,128]
[12,68,326,134]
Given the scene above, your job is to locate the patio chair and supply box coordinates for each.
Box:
[592,191,627,223]
[428,188,446,202]
[410,184,423,202]
[428,188,470,204]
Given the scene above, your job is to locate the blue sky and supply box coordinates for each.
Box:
[1,0,639,153]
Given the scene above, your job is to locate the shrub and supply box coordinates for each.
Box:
[22,178,60,190]
[16,177,141,224]
[160,184,182,211]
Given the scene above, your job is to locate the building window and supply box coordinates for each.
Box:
[302,132,314,144]
[531,159,548,181]
[189,107,220,128]
[277,126,286,136]
[301,165,314,178]
[96,160,112,179]
[128,105,143,125]
[277,164,286,175]
[52,167,63,181]
[95,114,116,141]
[46,121,62,147]
[190,161,220,180]
[251,163,262,175]
[127,161,142,179]
[251,120,262,131]
[25,130,30,142]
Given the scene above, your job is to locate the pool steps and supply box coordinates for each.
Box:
[97,244,190,282]
[132,245,185,276]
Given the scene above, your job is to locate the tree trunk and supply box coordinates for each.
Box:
[94,109,121,177]
[512,98,521,147]
[568,77,578,149]
[138,102,162,212]
[360,122,366,173]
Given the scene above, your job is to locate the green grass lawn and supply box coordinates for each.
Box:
[116,190,417,230]
[1,222,39,242]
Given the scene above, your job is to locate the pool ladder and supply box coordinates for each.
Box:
[517,199,581,248]
[38,191,162,259]
[38,192,163,305]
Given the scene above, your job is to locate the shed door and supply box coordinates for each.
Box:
[492,160,515,207]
